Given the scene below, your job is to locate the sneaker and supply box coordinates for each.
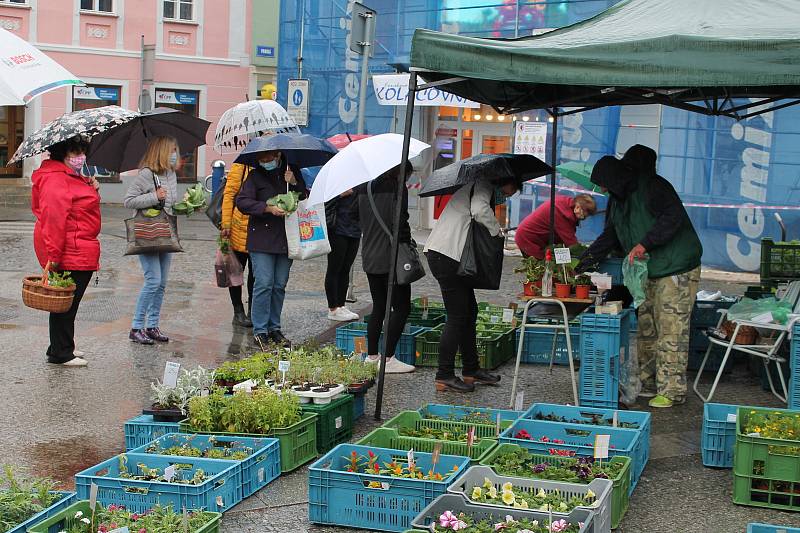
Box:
[639,389,657,398]
[649,395,674,408]
[73,350,85,357]
[327,308,356,322]
[340,307,360,320]
[49,357,88,367]
[365,355,380,364]
[384,357,416,374]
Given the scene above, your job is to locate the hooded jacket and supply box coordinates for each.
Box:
[579,146,702,278]
[515,195,580,259]
[31,159,101,271]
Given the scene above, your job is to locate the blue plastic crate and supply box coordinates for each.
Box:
[128,433,280,498]
[308,443,470,532]
[75,453,242,514]
[6,491,76,533]
[579,311,632,409]
[499,418,642,492]
[352,391,366,420]
[523,403,651,468]
[335,322,424,365]
[124,414,181,451]
[748,524,800,533]
[417,403,523,424]
[597,257,623,285]
[515,325,580,365]
[701,403,738,468]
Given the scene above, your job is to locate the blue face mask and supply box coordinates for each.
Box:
[169,153,178,166]
[260,160,279,171]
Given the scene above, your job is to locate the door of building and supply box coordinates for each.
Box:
[0,106,24,178]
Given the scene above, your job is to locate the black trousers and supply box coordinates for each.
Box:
[426,251,480,379]
[366,273,411,357]
[325,234,360,308]
[228,251,255,311]
[47,270,94,363]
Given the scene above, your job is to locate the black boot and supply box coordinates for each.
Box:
[269,330,291,348]
[232,304,253,328]
[435,376,475,393]
[462,369,501,386]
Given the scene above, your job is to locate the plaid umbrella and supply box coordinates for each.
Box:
[8,105,137,164]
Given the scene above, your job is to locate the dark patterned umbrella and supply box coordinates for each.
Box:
[8,105,137,164]
[418,153,552,197]
[234,133,338,168]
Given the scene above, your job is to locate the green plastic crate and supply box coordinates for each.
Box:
[180,412,318,473]
[761,238,800,284]
[384,410,514,438]
[734,406,800,483]
[357,427,497,462]
[301,394,354,453]
[480,443,631,530]
[414,324,514,369]
[734,473,800,511]
[365,310,447,328]
[27,500,221,533]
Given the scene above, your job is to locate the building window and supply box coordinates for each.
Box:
[155,88,200,181]
[72,84,121,182]
[80,0,113,12]
[0,0,28,4]
[0,106,25,178]
[163,0,193,21]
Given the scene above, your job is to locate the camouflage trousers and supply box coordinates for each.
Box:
[638,266,701,401]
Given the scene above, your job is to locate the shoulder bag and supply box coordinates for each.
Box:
[124,168,183,255]
[367,180,425,285]
[456,183,505,289]
[206,166,250,229]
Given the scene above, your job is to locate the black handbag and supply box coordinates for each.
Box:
[124,169,183,256]
[367,181,425,286]
[205,166,250,229]
[456,184,505,289]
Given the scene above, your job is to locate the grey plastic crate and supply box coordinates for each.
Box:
[447,465,612,533]
[411,493,594,532]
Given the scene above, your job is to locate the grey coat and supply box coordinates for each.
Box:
[124,167,178,214]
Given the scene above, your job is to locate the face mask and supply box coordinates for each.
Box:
[66,154,86,171]
[169,153,178,166]
[260,160,279,171]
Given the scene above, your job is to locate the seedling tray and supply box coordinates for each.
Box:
[357,427,497,463]
[417,403,523,425]
[5,491,76,533]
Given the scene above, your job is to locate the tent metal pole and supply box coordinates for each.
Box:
[548,107,558,246]
[374,71,418,421]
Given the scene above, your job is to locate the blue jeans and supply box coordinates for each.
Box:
[132,252,172,329]
[250,252,292,335]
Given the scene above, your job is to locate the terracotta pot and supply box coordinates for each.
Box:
[523,281,538,297]
[575,284,591,299]
[555,283,572,298]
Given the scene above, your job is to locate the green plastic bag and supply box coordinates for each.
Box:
[726,297,793,324]
[622,257,648,308]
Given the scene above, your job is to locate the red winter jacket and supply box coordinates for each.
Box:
[515,195,579,259]
[31,159,101,271]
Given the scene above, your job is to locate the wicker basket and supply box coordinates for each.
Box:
[22,275,75,313]
[721,320,758,345]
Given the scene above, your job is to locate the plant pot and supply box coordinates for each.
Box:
[555,283,572,299]
[142,406,185,423]
[523,281,538,297]
[575,284,591,299]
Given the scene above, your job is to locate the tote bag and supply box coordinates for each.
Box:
[286,199,332,260]
[456,184,504,289]
[124,169,183,256]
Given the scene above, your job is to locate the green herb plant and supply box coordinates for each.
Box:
[46,271,75,288]
[0,466,62,533]
[56,504,216,533]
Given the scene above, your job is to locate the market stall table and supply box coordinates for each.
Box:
[509,295,593,408]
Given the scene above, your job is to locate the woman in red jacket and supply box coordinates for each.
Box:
[515,194,597,259]
[31,135,100,367]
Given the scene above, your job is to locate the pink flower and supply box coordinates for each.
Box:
[439,511,459,529]
[550,519,569,532]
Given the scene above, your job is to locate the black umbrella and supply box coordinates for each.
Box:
[234,133,337,168]
[86,107,211,172]
[419,153,552,197]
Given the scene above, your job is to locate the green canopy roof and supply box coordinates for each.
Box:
[410,0,800,118]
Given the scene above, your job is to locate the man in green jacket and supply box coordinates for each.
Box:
[577,145,703,408]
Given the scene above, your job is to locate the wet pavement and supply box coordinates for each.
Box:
[0,206,797,532]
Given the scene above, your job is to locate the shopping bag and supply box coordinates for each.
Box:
[215,249,244,288]
[457,220,504,290]
[622,257,648,308]
[286,200,331,260]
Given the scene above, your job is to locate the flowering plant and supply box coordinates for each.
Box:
[431,511,583,532]
[742,409,800,455]
[467,478,598,512]
[488,448,623,484]
[340,450,459,482]
[54,504,215,532]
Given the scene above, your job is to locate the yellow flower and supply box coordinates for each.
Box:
[539,504,549,511]
[585,489,595,499]
[472,486,483,500]
[483,477,493,489]
[488,486,498,499]
[537,488,547,498]
[502,490,515,505]
[559,502,568,511]
[520,500,529,509]
[502,482,514,492]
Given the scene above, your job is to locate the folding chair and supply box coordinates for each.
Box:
[693,281,800,403]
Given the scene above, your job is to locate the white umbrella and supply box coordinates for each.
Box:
[213,99,299,153]
[307,133,430,206]
[0,28,82,106]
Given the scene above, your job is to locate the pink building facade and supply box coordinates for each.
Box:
[0,0,253,201]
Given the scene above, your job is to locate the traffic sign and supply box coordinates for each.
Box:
[287,78,309,127]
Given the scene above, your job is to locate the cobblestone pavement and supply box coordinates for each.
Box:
[0,207,796,533]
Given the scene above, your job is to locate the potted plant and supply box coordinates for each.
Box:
[515,257,544,297]
[554,263,573,299]
[574,273,592,299]
[145,366,215,422]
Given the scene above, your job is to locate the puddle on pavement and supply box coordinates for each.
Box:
[27,436,108,487]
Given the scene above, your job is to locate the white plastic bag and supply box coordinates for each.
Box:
[286,200,331,260]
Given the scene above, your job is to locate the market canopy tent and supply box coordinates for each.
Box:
[373,0,800,418]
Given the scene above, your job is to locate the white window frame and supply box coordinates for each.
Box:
[0,0,30,6]
[79,0,115,14]
[163,0,194,22]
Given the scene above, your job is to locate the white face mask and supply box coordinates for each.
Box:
[169,152,178,166]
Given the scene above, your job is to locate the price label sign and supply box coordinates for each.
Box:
[163,361,181,389]
[431,442,442,467]
[496,413,502,437]
[490,315,500,324]
[514,391,525,411]
[466,426,476,449]
[278,360,290,373]
[594,434,611,459]
[727,413,737,423]
[407,449,416,470]
[164,465,177,482]
[89,482,98,511]
[554,247,572,265]
[502,308,514,323]
[612,411,619,428]
[354,337,367,356]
